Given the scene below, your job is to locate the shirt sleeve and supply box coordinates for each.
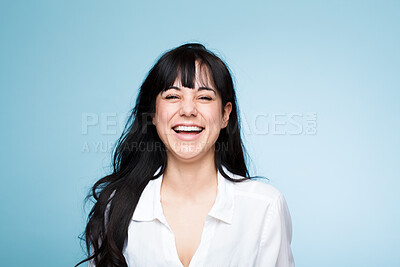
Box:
[255,193,295,267]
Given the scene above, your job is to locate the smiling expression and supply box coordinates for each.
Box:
[152,63,232,162]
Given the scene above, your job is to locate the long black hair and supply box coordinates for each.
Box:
[76,43,255,267]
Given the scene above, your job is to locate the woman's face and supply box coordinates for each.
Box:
[153,65,232,162]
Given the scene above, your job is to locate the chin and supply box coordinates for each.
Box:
[169,145,208,161]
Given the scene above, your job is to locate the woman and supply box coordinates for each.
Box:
[77,43,294,267]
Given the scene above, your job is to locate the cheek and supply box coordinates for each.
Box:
[200,106,223,129]
[155,102,175,128]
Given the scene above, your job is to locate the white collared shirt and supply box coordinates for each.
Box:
[121,166,294,267]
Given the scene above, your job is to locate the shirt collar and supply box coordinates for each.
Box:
[132,165,235,224]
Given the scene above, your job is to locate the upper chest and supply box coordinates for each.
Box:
[124,200,266,267]
[161,196,216,267]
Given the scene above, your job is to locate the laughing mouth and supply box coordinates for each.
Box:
[172,125,204,134]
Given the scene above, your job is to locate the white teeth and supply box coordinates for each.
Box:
[173,126,203,132]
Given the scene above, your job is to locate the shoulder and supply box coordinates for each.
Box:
[226,174,292,230]
[233,178,283,203]
[221,167,287,208]
[230,177,292,229]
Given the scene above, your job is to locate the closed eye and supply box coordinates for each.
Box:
[165,95,179,99]
[199,96,212,100]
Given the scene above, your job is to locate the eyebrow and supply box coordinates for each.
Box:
[163,86,216,95]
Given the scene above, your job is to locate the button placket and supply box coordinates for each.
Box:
[159,215,183,267]
[188,216,217,267]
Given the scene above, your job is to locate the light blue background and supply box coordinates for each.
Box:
[1,0,399,266]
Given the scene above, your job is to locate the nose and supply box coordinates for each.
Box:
[179,98,198,117]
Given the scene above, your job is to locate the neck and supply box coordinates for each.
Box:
[161,151,218,202]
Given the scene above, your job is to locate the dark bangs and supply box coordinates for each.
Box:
[152,43,234,108]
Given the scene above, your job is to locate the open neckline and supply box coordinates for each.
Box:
[159,173,219,267]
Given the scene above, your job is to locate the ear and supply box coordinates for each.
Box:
[222,102,232,128]
[152,115,156,126]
